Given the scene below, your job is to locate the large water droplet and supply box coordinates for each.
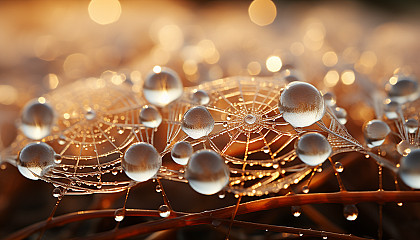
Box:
[397,140,417,156]
[21,100,55,140]
[181,106,214,139]
[114,208,125,222]
[279,81,325,127]
[296,132,332,166]
[139,105,162,128]
[363,120,390,148]
[142,67,183,107]
[385,76,419,104]
[171,141,193,165]
[158,204,170,218]
[323,92,336,107]
[122,142,162,182]
[18,142,56,180]
[185,150,230,195]
[192,90,210,105]
[399,149,420,189]
[343,204,358,221]
[405,119,418,134]
[333,107,347,125]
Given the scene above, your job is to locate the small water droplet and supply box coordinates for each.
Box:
[263,146,270,153]
[52,188,62,198]
[333,107,347,125]
[111,168,118,175]
[222,122,228,127]
[317,167,323,172]
[386,76,419,104]
[117,128,125,134]
[397,202,403,207]
[244,114,257,124]
[158,204,170,218]
[323,92,336,107]
[114,208,125,222]
[226,114,232,121]
[334,162,344,172]
[343,204,358,221]
[218,192,226,199]
[405,119,418,134]
[211,219,221,227]
[85,109,96,120]
[155,185,162,192]
[54,154,62,164]
[291,206,301,217]
[302,185,310,194]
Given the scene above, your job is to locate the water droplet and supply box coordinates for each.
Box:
[302,185,310,193]
[58,136,66,145]
[363,120,390,148]
[218,191,226,199]
[139,105,162,128]
[155,185,162,192]
[171,141,193,165]
[211,219,221,227]
[18,142,56,180]
[85,109,96,120]
[334,162,344,172]
[244,114,257,124]
[333,107,347,125]
[397,202,403,207]
[185,150,230,195]
[317,166,323,172]
[384,100,399,120]
[291,206,301,217]
[117,128,125,134]
[143,67,183,107]
[111,168,118,175]
[21,100,55,140]
[405,119,418,134]
[121,142,162,182]
[52,188,62,198]
[222,122,228,127]
[226,114,232,121]
[323,236,328,239]
[114,208,125,222]
[296,132,332,166]
[54,154,62,164]
[263,146,270,153]
[192,90,210,105]
[399,149,420,189]
[397,140,417,156]
[299,232,303,237]
[323,92,336,107]
[343,204,358,221]
[279,81,325,127]
[386,76,419,104]
[158,204,170,218]
[181,106,214,139]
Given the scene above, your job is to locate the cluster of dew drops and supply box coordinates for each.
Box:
[5,65,420,224]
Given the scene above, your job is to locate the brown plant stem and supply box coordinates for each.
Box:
[7,191,420,240]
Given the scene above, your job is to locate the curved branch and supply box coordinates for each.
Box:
[7,191,420,240]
